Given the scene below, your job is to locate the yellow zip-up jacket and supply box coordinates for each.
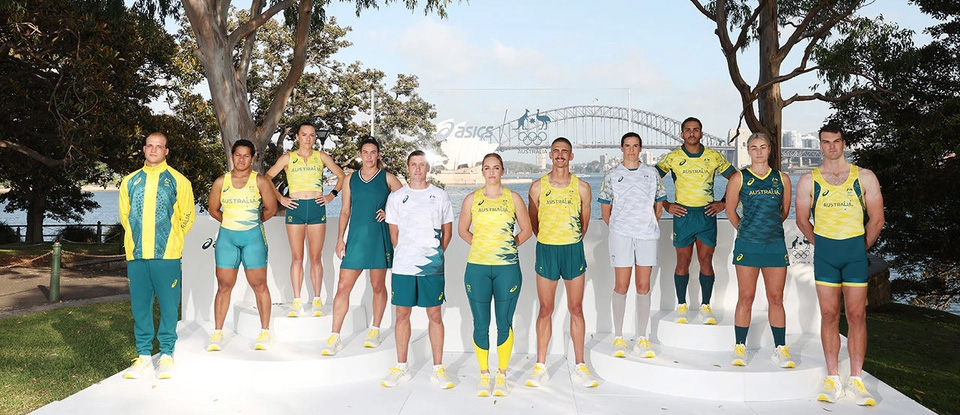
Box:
[119,161,195,260]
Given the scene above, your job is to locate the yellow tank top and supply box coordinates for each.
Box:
[285,151,325,193]
[537,174,582,245]
[220,172,262,231]
[467,188,518,265]
[812,165,865,239]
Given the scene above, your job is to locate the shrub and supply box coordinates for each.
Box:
[0,222,20,244]
[103,223,125,244]
[58,225,98,243]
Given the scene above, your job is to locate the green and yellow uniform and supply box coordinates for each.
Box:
[215,172,268,269]
[656,145,735,248]
[285,151,327,224]
[733,168,789,268]
[340,170,393,269]
[465,188,521,372]
[535,175,586,281]
[119,160,195,356]
[812,165,868,287]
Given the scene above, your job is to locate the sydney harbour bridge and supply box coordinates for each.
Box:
[473,105,823,167]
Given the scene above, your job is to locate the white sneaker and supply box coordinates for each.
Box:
[254,330,273,350]
[700,303,717,325]
[363,328,381,348]
[430,365,454,389]
[772,345,796,368]
[675,303,689,324]
[525,362,548,387]
[476,372,493,397]
[572,363,599,388]
[380,366,411,387]
[847,377,876,406]
[321,334,342,356]
[732,343,747,366]
[287,299,304,317]
[206,331,224,352]
[311,298,324,317]
[156,354,174,379]
[634,337,655,358]
[493,373,508,396]
[611,336,629,358]
[816,376,843,403]
[122,355,153,379]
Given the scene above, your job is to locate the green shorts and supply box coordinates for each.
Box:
[464,263,522,302]
[672,205,717,248]
[535,241,586,281]
[215,226,268,269]
[286,199,326,225]
[391,273,445,308]
[732,239,789,268]
[814,234,868,287]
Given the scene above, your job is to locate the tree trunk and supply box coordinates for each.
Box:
[757,0,783,170]
[25,192,46,243]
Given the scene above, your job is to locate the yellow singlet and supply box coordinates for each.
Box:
[467,188,518,265]
[812,165,865,240]
[220,172,262,231]
[537,174,582,245]
[285,151,325,193]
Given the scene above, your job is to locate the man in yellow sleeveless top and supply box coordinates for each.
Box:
[796,125,884,406]
[526,137,598,389]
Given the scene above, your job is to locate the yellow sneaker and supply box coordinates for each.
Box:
[525,363,547,387]
[476,372,492,397]
[254,330,272,350]
[675,303,689,324]
[572,363,599,388]
[363,328,381,348]
[156,354,174,379]
[611,336,629,358]
[311,298,324,317]
[206,331,224,352]
[287,299,304,317]
[430,365,455,389]
[848,377,876,406]
[700,303,717,325]
[122,356,152,379]
[816,376,843,403]
[380,366,411,387]
[634,337,655,358]
[321,334,342,356]
[773,345,795,368]
[732,343,747,366]
[493,373,508,396]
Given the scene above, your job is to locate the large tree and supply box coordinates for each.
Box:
[134,0,449,169]
[817,2,960,310]
[0,0,208,242]
[690,0,892,168]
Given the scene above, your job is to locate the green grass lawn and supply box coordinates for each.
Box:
[0,301,957,415]
[842,303,960,415]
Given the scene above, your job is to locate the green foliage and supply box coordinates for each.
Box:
[103,223,124,244]
[57,225,98,243]
[818,3,960,310]
[0,222,19,244]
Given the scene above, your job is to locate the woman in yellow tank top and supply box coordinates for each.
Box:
[207,140,278,350]
[265,122,346,317]
[457,153,533,397]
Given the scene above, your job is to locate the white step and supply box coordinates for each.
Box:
[583,332,850,401]
[233,302,367,342]
[172,321,428,386]
[655,309,802,351]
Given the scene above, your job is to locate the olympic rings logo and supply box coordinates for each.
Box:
[518,131,548,146]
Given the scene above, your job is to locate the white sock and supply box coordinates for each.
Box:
[611,291,627,337]
[433,364,443,371]
[396,362,408,371]
[636,292,651,337]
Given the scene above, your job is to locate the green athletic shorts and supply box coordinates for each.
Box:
[732,239,789,268]
[286,199,326,225]
[672,205,717,248]
[535,240,586,281]
[464,263,522,302]
[391,273,445,308]
[814,234,868,287]
[215,226,268,269]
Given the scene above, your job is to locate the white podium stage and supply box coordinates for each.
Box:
[30,219,932,415]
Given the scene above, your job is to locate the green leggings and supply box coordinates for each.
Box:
[127,259,182,355]
[465,263,521,371]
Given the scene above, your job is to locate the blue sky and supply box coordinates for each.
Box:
[317,0,935,142]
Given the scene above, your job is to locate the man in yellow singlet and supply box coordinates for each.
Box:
[796,124,884,406]
[525,137,599,389]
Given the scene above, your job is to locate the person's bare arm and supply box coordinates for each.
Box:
[859,168,885,249]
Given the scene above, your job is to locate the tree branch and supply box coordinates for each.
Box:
[237,0,266,83]
[228,0,297,48]
[257,0,313,143]
[688,0,716,21]
[0,140,68,167]
[732,4,764,50]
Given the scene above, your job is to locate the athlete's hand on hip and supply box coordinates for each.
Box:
[335,241,346,259]
[281,197,298,209]
[317,193,333,206]
[705,201,725,217]
[375,209,386,222]
[666,201,687,217]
